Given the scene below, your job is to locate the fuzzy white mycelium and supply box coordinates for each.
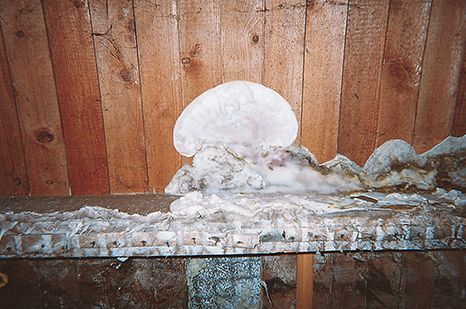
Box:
[166,81,466,200]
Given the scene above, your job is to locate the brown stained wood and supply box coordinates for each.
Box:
[431,250,464,308]
[365,252,402,308]
[400,251,434,308]
[329,254,367,308]
[0,258,188,308]
[338,0,390,166]
[221,0,264,83]
[312,254,333,309]
[301,0,348,162]
[296,254,313,309]
[134,0,183,192]
[376,0,432,146]
[43,0,109,195]
[452,50,466,137]
[263,0,307,143]
[261,255,297,308]
[0,28,28,196]
[0,0,69,196]
[178,0,222,104]
[89,0,148,194]
[414,0,466,152]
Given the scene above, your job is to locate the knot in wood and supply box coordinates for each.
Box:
[35,128,54,144]
[181,57,192,65]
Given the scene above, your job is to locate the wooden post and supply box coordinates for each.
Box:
[296,254,314,309]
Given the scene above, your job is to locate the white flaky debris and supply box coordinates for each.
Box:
[173,81,298,157]
[165,145,363,195]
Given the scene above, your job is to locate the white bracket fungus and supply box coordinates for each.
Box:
[173,81,298,157]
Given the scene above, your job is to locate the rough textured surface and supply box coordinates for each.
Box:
[261,255,297,308]
[0,190,464,258]
[312,250,465,309]
[186,257,261,308]
[166,136,466,195]
[0,258,187,308]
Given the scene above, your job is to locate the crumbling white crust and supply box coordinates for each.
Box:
[0,190,464,258]
[166,136,466,195]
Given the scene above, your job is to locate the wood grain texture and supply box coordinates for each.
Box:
[134,0,183,192]
[400,251,434,308]
[220,0,264,83]
[301,0,348,162]
[43,0,109,195]
[89,0,148,193]
[296,254,313,309]
[0,28,28,196]
[330,253,367,308]
[413,0,466,152]
[338,0,390,165]
[178,0,222,104]
[376,0,432,146]
[452,52,466,137]
[263,0,307,143]
[0,0,69,196]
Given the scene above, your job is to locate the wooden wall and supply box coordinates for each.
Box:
[0,0,465,196]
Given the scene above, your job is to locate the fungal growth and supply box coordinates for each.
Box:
[167,81,466,196]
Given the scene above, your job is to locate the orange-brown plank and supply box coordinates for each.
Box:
[452,51,466,137]
[376,0,432,146]
[301,0,348,162]
[413,0,466,152]
[89,0,148,193]
[263,0,307,143]
[0,0,69,196]
[178,0,222,104]
[0,28,28,196]
[43,0,109,195]
[178,0,222,166]
[134,0,183,192]
[221,0,264,83]
[296,254,313,309]
[338,0,390,166]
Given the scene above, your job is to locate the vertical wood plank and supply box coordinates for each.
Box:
[400,251,434,308]
[220,0,264,83]
[263,0,307,143]
[338,0,389,166]
[43,0,109,195]
[312,253,333,308]
[296,254,313,309]
[414,0,466,152]
[376,0,432,146]
[134,0,183,192]
[178,0,223,104]
[330,253,367,308]
[301,0,348,162]
[0,28,28,196]
[0,0,69,196]
[452,53,466,137]
[89,0,148,193]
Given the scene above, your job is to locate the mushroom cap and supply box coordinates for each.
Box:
[173,81,298,157]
